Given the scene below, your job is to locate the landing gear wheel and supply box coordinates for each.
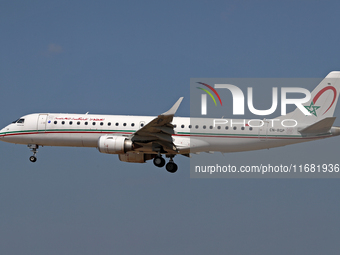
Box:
[29,156,37,162]
[153,156,165,167]
[28,144,39,163]
[166,162,178,173]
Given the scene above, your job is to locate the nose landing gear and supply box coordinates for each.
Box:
[28,144,38,162]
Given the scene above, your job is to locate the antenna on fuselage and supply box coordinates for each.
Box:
[85,112,89,115]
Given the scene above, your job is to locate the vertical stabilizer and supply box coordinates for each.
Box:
[283,71,340,125]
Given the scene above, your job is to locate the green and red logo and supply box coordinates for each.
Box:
[304,86,337,116]
[196,82,223,106]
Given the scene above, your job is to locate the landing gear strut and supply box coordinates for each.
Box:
[28,144,38,163]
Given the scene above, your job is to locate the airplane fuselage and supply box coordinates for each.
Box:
[1,71,340,172]
[0,113,336,155]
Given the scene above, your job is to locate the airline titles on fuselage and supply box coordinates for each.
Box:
[54,117,105,121]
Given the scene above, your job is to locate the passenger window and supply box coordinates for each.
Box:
[173,124,177,128]
[92,122,96,125]
[203,125,206,129]
[233,126,237,130]
[62,121,65,125]
[189,125,192,128]
[108,122,111,126]
[141,123,144,127]
[85,122,88,125]
[54,121,57,124]
[77,121,80,125]
[69,121,73,125]
[115,123,119,126]
[217,126,221,129]
[241,127,245,130]
[249,127,253,131]
[100,122,103,126]
[181,125,184,128]
[225,126,229,130]
[131,123,135,127]
[209,126,213,129]
[195,125,199,129]
[123,123,126,126]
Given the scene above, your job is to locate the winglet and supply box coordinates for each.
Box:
[161,97,183,116]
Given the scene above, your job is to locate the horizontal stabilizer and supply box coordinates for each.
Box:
[299,117,336,135]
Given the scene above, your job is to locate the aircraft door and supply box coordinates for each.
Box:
[258,119,268,141]
[37,114,48,132]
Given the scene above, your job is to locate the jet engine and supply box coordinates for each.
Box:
[97,135,133,154]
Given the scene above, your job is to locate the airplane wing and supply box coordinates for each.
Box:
[131,97,183,153]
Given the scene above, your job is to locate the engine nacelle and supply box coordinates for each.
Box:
[97,135,133,154]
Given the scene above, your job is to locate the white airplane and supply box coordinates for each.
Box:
[1,71,340,173]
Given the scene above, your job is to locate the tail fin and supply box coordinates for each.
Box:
[283,71,340,125]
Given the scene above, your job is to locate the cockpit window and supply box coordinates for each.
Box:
[12,118,25,124]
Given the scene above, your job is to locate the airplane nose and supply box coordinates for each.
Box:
[0,127,8,139]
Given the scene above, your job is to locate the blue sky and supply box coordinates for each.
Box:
[1,1,340,254]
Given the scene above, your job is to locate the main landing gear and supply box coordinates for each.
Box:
[153,154,178,173]
[28,144,38,162]
[153,155,165,167]
[166,159,178,173]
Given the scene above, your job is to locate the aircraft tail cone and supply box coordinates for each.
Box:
[331,126,340,136]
